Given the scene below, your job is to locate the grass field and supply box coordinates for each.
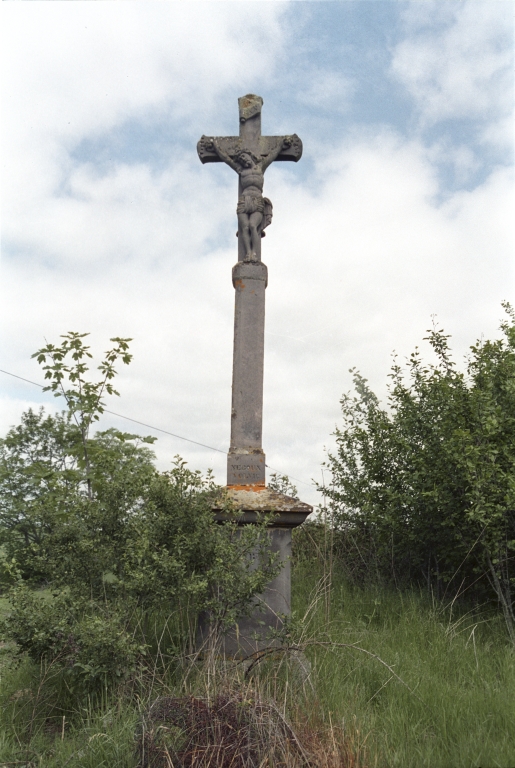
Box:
[292,562,515,767]
[0,562,513,767]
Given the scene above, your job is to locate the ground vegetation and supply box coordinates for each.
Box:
[0,317,514,766]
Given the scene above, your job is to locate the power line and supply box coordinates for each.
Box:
[0,368,226,453]
[103,409,227,455]
[0,367,314,488]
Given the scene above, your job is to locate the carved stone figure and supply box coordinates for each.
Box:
[197,94,302,262]
[209,140,290,259]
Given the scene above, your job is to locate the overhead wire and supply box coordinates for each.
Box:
[0,368,314,488]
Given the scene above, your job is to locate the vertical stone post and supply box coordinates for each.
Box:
[227,260,267,487]
[226,95,267,486]
[237,95,263,264]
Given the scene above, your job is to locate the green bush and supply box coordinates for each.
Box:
[2,587,144,690]
[0,333,282,693]
[323,304,515,641]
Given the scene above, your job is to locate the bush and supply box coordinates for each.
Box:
[0,333,282,693]
[323,305,515,641]
[2,586,144,690]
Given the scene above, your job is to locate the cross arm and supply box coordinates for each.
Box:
[197,134,303,165]
[197,136,240,165]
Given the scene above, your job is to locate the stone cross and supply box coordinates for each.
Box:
[198,94,302,487]
[197,95,311,658]
[198,94,302,263]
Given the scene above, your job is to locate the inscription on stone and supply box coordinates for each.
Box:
[227,454,266,486]
[232,464,260,471]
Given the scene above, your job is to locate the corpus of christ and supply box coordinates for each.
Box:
[197,94,312,656]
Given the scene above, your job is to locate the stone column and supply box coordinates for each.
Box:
[227,260,267,487]
[196,95,311,659]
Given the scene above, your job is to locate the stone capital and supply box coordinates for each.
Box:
[213,487,313,528]
[232,260,268,288]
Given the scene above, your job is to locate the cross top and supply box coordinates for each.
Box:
[198,94,302,261]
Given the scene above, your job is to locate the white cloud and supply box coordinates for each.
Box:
[391,1,513,146]
[2,2,286,215]
[296,69,354,113]
[1,2,513,507]
[6,158,230,271]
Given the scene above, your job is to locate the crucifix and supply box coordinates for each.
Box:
[197,95,311,657]
[198,94,302,263]
[198,94,303,487]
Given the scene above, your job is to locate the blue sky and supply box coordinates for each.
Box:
[1,1,513,504]
[69,2,512,193]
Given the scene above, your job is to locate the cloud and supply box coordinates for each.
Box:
[391,1,513,147]
[296,69,354,113]
[1,2,513,507]
[2,2,286,215]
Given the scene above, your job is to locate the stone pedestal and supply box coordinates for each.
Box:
[198,487,312,658]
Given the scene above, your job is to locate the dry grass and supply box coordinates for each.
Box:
[137,684,363,768]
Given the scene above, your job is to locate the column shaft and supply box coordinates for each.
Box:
[227,260,267,486]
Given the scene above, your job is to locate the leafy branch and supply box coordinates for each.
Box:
[32,332,132,498]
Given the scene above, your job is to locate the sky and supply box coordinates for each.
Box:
[1,1,514,506]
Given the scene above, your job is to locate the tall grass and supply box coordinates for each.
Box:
[292,560,515,767]
[1,560,514,766]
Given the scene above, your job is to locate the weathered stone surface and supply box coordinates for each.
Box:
[219,527,292,657]
[227,451,266,487]
[196,528,290,658]
[199,489,312,657]
[214,487,313,527]
[228,260,267,484]
[238,93,263,125]
[219,488,311,658]
[197,134,302,166]
[197,94,302,263]
[197,97,310,658]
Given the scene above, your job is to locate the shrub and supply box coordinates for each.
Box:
[323,305,515,641]
[0,333,282,692]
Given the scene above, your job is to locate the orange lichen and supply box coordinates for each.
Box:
[227,483,266,491]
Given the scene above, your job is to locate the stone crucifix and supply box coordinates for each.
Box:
[198,94,302,263]
[197,95,311,658]
[198,94,303,487]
